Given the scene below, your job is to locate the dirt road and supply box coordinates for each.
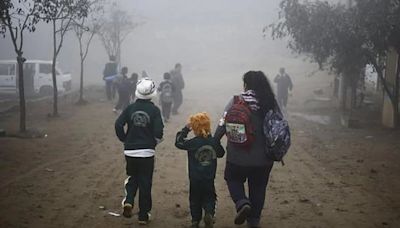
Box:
[0,81,399,228]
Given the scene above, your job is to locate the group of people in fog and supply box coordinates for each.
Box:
[112,63,292,227]
[102,56,185,120]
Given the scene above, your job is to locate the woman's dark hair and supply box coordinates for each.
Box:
[243,71,277,115]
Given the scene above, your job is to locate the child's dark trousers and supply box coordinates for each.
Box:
[189,178,216,222]
[123,156,154,221]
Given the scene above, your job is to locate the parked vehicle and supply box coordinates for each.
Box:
[0,60,72,96]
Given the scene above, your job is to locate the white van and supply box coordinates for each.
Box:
[0,60,72,96]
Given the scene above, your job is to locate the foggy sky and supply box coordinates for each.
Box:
[0,0,323,87]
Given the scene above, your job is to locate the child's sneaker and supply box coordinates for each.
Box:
[204,213,214,228]
[234,204,251,225]
[122,203,133,218]
[138,212,151,225]
[190,221,200,228]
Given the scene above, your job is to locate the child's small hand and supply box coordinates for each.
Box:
[185,123,192,131]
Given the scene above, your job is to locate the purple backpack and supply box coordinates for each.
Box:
[263,107,291,165]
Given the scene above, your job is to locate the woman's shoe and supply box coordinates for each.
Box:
[234,204,251,225]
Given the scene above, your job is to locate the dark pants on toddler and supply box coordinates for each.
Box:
[224,161,273,226]
[189,179,217,222]
[161,101,172,120]
[123,156,154,221]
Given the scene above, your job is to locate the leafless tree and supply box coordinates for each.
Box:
[0,0,41,132]
[73,0,103,105]
[97,3,141,66]
[40,0,90,116]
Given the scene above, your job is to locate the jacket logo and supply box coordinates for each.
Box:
[131,111,150,127]
[195,145,216,166]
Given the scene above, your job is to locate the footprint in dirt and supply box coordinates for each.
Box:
[173,208,189,219]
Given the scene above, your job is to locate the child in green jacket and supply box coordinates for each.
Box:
[175,112,225,228]
[115,78,164,225]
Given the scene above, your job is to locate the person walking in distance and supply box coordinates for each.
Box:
[157,72,175,122]
[103,55,118,100]
[113,67,131,113]
[170,63,185,115]
[129,73,139,102]
[274,67,293,110]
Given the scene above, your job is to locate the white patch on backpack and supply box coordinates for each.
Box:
[195,145,217,166]
[131,111,150,127]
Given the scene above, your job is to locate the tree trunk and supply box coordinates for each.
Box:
[394,54,400,128]
[377,50,399,128]
[52,20,59,117]
[17,55,26,132]
[339,76,347,111]
[351,84,357,109]
[79,59,84,102]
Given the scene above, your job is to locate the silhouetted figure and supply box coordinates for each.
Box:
[157,72,175,122]
[170,63,185,115]
[274,67,293,109]
[103,56,118,100]
[114,67,131,112]
[129,73,139,102]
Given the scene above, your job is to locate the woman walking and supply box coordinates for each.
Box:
[214,71,276,228]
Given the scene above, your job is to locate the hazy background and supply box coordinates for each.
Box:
[0,0,330,90]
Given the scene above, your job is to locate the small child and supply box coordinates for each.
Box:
[157,72,175,122]
[175,112,225,228]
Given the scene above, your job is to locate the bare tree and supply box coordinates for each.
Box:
[98,3,140,66]
[0,0,41,133]
[73,0,103,105]
[40,0,90,116]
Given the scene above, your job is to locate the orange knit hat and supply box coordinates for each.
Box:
[188,112,211,138]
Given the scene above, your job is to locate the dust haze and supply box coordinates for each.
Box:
[0,0,325,103]
[2,0,399,228]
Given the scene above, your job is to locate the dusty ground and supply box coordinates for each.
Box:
[0,75,400,228]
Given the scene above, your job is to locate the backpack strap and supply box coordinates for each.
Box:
[233,95,240,104]
[233,95,247,105]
